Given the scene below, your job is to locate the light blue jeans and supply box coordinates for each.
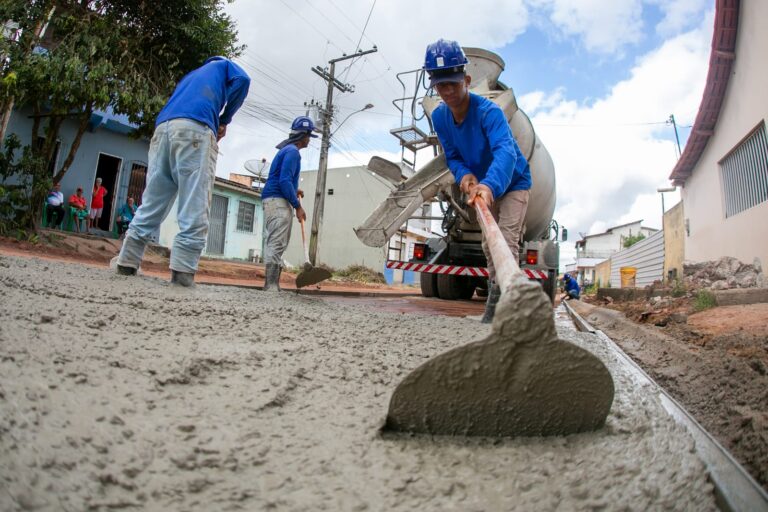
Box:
[263,198,294,266]
[117,119,218,273]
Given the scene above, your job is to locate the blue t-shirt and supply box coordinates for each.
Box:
[564,276,580,294]
[432,93,531,199]
[156,57,251,135]
[262,145,302,208]
[118,203,136,222]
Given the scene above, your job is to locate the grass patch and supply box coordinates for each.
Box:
[332,264,385,284]
[671,278,687,298]
[693,289,717,311]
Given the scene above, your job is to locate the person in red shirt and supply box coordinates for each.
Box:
[68,187,89,233]
[89,177,108,230]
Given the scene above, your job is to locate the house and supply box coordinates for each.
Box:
[158,177,263,261]
[282,165,430,279]
[668,0,768,268]
[568,220,658,284]
[6,106,149,233]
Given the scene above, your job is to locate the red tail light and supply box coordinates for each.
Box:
[413,243,426,260]
[526,250,538,265]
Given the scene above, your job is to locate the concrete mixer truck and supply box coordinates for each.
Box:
[355,47,566,301]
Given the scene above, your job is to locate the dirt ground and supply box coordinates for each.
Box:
[0,254,721,511]
[0,231,417,294]
[571,295,768,490]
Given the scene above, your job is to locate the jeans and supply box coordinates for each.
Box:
[263,198,294,266]
[117,119,218,273]
[481,189,530,281]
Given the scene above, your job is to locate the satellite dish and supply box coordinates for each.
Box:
[244,158,269,190]
[244,158,268,176]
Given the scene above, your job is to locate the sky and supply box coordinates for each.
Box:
[219,0,715,266]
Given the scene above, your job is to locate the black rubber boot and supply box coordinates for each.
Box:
[263,264,280,292]
[480,281,501,324]
[116,265,137,276]
[170,270,196,288]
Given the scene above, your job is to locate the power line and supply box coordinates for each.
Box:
[276,0,346,54]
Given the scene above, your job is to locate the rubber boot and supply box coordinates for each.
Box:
[263,264,280,292]
[480,281,501,324]
[116,265,137,276]
[170,270,196,288]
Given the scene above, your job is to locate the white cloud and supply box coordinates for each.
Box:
[217,0,531,179]
[525,10,712,260]
[528,0,645,55]
[648,0,710,36]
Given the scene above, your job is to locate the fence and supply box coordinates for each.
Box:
[608,230,664,288]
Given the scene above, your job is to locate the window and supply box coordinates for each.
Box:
[127,163,147,206]
[236,200,256,232]
[720,122,768,218]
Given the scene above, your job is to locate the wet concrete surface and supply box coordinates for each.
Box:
[0,254,717,511]
[317,295,486,317]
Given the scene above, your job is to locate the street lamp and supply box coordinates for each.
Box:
[657,186,676,220]
[332,103,374,136]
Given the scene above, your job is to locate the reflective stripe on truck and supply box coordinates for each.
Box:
[385,261,548,280]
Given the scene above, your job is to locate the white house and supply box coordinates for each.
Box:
[668,0,768,268]
[159,177,263,262]
[569,220,658,284]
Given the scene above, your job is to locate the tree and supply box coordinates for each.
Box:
[0,0,243,230]
[623,232,646,248]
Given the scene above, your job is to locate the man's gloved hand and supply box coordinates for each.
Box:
[217,124,227,141]
[296,206,307,222]
[468,184,494,207]
[459,174,478,195]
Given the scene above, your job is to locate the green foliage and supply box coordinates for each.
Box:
[670,278,687,298]
[0,134,48,234]
[583,283,598,295]
[693,290,717,311]
[0,0,243,229]
[623,232,646,248]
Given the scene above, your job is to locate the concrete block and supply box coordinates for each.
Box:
[714,288,768,306]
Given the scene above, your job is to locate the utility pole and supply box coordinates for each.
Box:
[307,47,377,265]
[668,114,682,158]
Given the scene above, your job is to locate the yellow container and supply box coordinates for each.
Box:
[620,267,637,288]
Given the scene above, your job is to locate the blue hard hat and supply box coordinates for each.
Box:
[290,116,319,137]
[424,39,468,87]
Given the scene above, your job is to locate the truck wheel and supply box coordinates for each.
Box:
[540,270,557,304]
[420,272,438,298]
[436,274,475,301]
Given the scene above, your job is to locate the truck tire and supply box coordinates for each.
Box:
[540,270,557,304]
[436,274,475,301]
[420,272,438,298]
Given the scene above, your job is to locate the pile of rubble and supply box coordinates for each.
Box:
[683,256,767,291]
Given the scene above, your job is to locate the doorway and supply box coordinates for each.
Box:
[94,153,122,232]
[206,194,228,255]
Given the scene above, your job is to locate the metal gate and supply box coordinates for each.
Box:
[206,194,228,255]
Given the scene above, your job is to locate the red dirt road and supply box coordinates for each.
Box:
[0,234,489,317]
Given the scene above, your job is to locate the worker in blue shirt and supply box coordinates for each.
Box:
[115,56,250,287]
[260,116,318,291]
[424,39,532,323]
[563,274,580,300]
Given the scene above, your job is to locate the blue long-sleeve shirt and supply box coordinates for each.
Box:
[262,145,302,208]
[156,56,250,134]
[432,93,531,199]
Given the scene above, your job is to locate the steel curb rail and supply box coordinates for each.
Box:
[562,300,768,512]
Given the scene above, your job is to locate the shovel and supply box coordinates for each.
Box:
[295,217,332,288]
[384,196,614,437]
